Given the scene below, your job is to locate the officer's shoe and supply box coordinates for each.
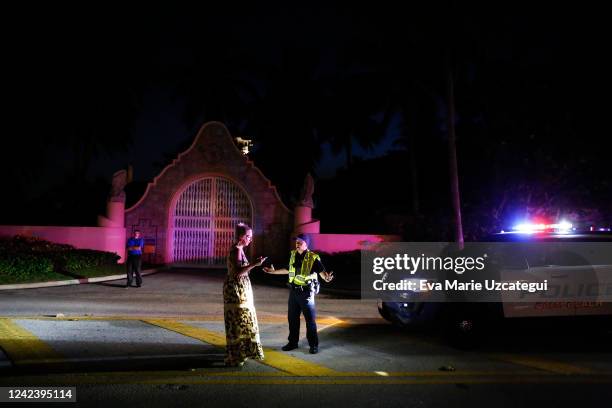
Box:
[281,343,298,351]
[309,346,318,354]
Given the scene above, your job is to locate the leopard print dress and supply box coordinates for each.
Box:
[223,246,265,366]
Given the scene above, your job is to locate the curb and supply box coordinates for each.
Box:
[0,268,166,291]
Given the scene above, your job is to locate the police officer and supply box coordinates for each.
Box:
[263,233,334,354]
[126,230,144,288]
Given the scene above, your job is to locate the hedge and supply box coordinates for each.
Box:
[52,249,120,273]
[0,235,120,281]
[0,254,55,282]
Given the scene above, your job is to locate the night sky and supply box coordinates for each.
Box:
[2,3,610,236]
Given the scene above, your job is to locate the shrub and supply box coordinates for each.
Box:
[53,249,120,273]
[0,254,54,281]
[0,235,119,280]
[0,235,74,253]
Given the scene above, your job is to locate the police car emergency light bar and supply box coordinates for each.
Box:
[510,220,573,234]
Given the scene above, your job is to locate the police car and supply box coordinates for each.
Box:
[377,222,612,339]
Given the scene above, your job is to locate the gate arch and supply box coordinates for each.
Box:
[169,176,253,267]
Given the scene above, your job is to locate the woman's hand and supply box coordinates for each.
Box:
[254,256,267,266]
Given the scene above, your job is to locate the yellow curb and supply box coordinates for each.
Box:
[0,318,64,366]
[490,353,596,375]
[143,319,339,376]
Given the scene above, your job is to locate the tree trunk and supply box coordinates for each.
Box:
[447,65,464,246]
[406,115,420,215]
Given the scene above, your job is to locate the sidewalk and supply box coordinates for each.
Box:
[0,268,166,291]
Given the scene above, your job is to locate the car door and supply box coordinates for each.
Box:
[571,241,612,317]
[500,243,577,318]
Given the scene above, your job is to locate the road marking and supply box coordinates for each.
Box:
[144,319,339,376]
[139,376,612,385]
[70,369,566,378]
[0,316,606,380]
[490,353,596,375]
[316,317,345,333]
[0,318,64,366]
[3,373,612,386]
[2,367,582,380]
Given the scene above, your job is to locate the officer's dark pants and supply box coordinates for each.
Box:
[288,287,318,347]
[126,254,142,286]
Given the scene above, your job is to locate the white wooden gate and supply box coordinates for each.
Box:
[171,177,252,267]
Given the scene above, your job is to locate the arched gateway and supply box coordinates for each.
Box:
[170,176,252,266]
[125,121,292,267]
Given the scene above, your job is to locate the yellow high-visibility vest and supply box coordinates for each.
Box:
[288,250,320,286]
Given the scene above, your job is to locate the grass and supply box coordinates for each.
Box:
[0,271,73,285]
[0,236,126,286]
[61,263,127,279]
[0,264,128,285]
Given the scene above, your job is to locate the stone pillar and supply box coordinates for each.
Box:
[294,172,320,234]
[96,169,129,262]
[294,205,320,234]
[98,169,128,227]
[99,201,125,228]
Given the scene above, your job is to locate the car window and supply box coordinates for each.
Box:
[522,247,591,267]
[502,255,529,269]
[546,250,590,266]
[524,247,548,267]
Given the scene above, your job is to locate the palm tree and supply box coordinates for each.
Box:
[369,7,468,243]
[317,71,392,168]
[244,45,328,201]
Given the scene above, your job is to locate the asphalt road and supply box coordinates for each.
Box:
[1,269,611,407]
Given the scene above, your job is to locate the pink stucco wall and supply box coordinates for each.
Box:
[0,225,126,262]
[310,233,400,253]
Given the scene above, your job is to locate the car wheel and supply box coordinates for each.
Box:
[377,304,393,323]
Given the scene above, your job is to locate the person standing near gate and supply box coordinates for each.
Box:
[263,233,334,354]
[126,230,144,288]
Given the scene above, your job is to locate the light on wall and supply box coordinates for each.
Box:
[235,137,253,155]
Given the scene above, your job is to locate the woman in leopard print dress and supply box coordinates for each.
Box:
[223,223,266,366]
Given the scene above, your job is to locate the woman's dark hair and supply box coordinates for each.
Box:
[235,222,252,239]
